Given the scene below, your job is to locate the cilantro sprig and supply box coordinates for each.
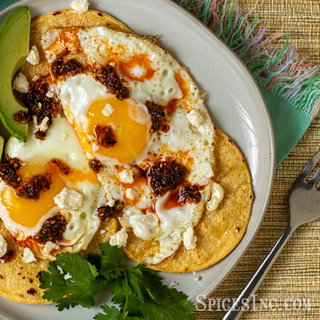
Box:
[40,244,195,319]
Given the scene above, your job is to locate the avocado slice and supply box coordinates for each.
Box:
[0,7,30,142]
[0,136,3,159]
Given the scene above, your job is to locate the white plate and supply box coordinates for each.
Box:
[0,0,276,319]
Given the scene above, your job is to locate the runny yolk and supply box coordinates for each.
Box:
[86,98,150,164]
[118,53,156,82]
[1,159,96,229]
[2,174,65,229]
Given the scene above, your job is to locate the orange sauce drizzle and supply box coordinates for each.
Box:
[166,73,190,116]
[47,27,81,54]
[118,53,156,82]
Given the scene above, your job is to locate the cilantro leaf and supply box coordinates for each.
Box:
[94,305,121,320]
[111,273,142,318]
[132,264,171,305]
[40,244,195,319]
[94,305,140,320]
[40,260,69,302]
[140,295,196,320]
[99,243,126,281]
[40,252,108,310]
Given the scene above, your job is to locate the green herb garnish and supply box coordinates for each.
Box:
[40,243,195,319]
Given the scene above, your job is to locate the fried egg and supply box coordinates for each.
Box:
[0,117,106,260]
[41,27,219,264]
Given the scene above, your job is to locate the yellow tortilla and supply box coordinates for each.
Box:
[122,128,253,272]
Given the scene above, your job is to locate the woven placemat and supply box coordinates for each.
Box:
[194,1,320,319]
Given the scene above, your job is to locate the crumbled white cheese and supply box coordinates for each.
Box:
[0,235,7,258]
[109,228,128,248]
[193,271,201,281]
[119,169,134,184]
[32,115,38,125]
[13,73,30,94]
[102,103,114,117]
[196,162,213,179]
[206,183,224,211]
[57,265,64,274]
[71,0,89,14]
[43,241,60,255]
[54,188,84,214]
[187,110,203,127]
[169,281,178,287]
[92,143,100,152]
[46,91,54,98]
[23,248,36,263]
[39,116,49,132]
[183,226,197,250]
[107,199,115,207]
[0,259,4,264]
[64,273,72,280]
[125,188,136,200]
[100,229,106,235]
[26,45,40,65]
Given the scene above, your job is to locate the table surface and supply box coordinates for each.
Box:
[195,1,320,319]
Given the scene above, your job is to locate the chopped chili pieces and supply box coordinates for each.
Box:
[13,110,30,124]
[89,159,102,174]
[51,57,83,78]
[145,100,166,133]
[16,174,52,200]
[94,125,117,148]
[97,200,125,221]
[34,214,67,243]
[147,160,187,196]
[96,65,129,100]
[177,183,202,205]
[34,130,46,141]
[0,156,22,189]
[24,77,62,139]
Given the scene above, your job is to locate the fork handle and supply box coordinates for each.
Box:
[222,225,294,320]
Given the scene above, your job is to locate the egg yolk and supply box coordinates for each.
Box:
[2,174,65,228]
[86,98,150,163]
[1,159,97,229]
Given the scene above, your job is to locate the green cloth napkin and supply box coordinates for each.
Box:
[260,87,312,165]
[0,0,18,10]
[0,0,316,166]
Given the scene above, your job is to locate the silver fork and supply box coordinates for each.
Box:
[222,149,320,320]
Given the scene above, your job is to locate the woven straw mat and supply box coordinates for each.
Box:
[194,1,320,319]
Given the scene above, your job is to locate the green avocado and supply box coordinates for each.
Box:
[0,136,3,159]
[0,7,30,142]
